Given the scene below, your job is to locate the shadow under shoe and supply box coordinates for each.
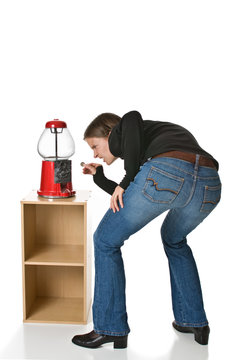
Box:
[72,330,128,349]
[172,321,210,345]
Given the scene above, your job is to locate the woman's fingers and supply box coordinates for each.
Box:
[82,164,97,175]
[110,186,124,213]
[82,163,102,175]
[118,191,124,209]
[110,195,117,213]
[89,163,102,168]
[113,194,120,212]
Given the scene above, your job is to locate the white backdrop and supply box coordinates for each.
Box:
[0,1,239,359]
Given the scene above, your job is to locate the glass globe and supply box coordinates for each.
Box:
[37,120,75,160]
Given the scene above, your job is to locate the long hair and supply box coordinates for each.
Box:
[83,113,121,139]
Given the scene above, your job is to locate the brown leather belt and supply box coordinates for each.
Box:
[152,151,217,169]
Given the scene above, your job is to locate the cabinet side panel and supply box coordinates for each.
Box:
[85,201,93,322]
[25,266,37,319]
[21,204,26,319]
[22,204,36,320]
[24,205,36,260]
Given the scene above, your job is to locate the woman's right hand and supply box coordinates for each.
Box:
[82,163,102,175]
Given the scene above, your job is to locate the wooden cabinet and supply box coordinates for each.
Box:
[21,190,92,324]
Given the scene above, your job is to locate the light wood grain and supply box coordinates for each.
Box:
[21,190,92,324]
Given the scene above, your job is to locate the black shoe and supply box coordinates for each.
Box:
[72,330,128,349]
[172,321,210,345]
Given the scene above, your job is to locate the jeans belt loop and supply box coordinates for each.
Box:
[194,154,200,172]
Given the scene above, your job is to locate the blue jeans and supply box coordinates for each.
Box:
[93,155,221,336]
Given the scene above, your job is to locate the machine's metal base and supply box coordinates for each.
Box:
[38,194,76,199]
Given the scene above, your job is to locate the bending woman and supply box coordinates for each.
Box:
[72,110,221,348]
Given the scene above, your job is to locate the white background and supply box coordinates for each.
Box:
[0,1,239,359]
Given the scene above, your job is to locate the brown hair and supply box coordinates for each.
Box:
[83,113,121,139]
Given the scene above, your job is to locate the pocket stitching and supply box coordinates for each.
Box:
[146,178,179,195]
[143,167,184,204]
[200,184,221,213]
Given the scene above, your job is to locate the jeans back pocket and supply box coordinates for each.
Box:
[200,184,222,213]
[143,166,184,204]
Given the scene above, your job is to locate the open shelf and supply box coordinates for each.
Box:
[23,203,85,256]
[25,244,84,266]
[24,264,85,324]
[25,297,84,324]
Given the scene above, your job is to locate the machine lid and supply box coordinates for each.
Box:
[45,119,67,129]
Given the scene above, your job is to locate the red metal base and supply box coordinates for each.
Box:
[38,160,75,198]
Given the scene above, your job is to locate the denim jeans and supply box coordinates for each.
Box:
[93,155,221,336]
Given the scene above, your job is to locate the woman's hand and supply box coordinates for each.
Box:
[110,186,124,213]
[82,163,101,175]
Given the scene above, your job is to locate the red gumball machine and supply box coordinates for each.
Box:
[37,119,76,198]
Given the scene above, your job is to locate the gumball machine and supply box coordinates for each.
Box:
[37,119,76,198]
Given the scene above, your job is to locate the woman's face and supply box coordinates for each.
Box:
[86,137,117,165]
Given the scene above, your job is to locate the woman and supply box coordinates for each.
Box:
[72,110,221,348]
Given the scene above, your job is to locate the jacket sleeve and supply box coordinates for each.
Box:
[93,166,118,195]
[118,111,144,190]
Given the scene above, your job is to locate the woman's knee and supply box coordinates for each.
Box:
[93,227,125,251]
[161,222,187,249]
[160,224,171,247]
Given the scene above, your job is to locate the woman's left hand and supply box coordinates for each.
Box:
[110,186,124,213]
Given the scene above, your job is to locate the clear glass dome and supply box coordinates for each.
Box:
[37,127,75,160]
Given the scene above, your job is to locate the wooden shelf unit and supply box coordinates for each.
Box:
[21,190,92,324]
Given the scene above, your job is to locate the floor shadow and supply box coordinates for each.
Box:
[0,324,208,360]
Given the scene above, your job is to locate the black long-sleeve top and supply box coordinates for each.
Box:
[93,110,219,195]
